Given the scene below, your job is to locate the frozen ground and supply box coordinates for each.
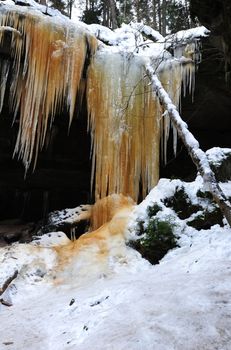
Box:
[1,219,231,349]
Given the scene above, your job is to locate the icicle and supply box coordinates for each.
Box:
[0,8,98,170]
[0,6,199,208]
[87,52,161,202]
[156,57,196,162]
[90,194,135,231]
[0,60,10,112]
[70,227,76,241]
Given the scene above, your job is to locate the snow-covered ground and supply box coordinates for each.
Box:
[1,201,231,349]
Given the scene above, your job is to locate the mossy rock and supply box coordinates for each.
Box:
[196,189,213,200]
[206,148,231,182]
[164,186,202,219]
[135,203,162,236]
[187,206,224,230]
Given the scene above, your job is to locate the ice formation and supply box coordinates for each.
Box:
[0,5,98,170]
[87,52,161,201]
[0,3,207,205]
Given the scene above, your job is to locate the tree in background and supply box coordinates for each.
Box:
[102,0,119,29]
[117,0,133,25]
[145,0,191,35]
[50,0,67,15]
[166,0,192,33]
[66,0,75,18]
[81,1,102,25]
[135,0,151,24]
[48,0,192,33]
[81,0,119,29]
[81,8,101,24]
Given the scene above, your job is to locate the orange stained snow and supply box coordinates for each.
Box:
[53,194,135,269]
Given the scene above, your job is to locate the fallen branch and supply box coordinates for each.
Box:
[0,270,18,296]
[130,23,164,42]
[0,269,18,307]
[146,65,231,227]
[0,298,13,307]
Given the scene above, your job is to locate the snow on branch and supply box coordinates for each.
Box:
[165,26,210,46]
[146,65,231,227]
[129,22,164,42]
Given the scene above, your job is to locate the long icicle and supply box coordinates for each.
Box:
[87,52,161,202]
[0,9,98,171]
[87,52,195,203]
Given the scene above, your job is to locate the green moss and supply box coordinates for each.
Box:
[130,217,178,265]
[147,203,162,218]
[136,203,162,236]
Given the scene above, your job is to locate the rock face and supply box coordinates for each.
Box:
[190,0,231,83]
[0,106,92,223]
[161,0,231,179]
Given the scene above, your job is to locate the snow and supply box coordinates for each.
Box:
[88,24,117,45]
[88,23,209,58]
[130,22,164,42]
[1,223,231,349]
[129,175,208,238]
[1,174,231,349]
[0,25,21,35]
[166,26,210,45]
[206,147,231,167]
[220,182,231,198]
[0,0,85,28]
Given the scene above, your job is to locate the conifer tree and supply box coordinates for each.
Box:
[118,0,133,24]
[81,0,119,29]
[81,0,102,24]
[50,0,67,15]
[166,0,191,33]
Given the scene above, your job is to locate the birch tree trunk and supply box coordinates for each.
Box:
[146,65,231,227]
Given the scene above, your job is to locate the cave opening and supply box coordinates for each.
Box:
[0,92,92,226]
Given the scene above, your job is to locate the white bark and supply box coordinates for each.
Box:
[146,65,231,227]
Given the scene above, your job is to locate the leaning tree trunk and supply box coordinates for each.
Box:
[146,65,231,227]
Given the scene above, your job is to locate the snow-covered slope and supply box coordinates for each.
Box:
[1,212,231,349]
